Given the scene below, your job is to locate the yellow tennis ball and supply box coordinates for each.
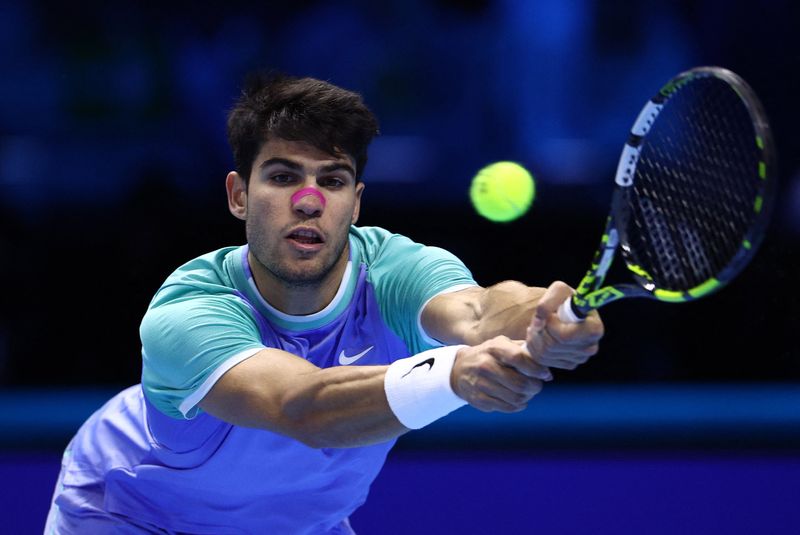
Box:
[470,161,536,222]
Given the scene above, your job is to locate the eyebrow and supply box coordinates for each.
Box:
[259,158,356,179]
[319,162,356,178]
[259,157,302,171]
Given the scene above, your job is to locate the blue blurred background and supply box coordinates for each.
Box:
[1,0,799,533]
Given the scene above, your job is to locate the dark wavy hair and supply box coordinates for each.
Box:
[226,72,379,183]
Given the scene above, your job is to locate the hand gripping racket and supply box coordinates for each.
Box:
[558,66,777,323]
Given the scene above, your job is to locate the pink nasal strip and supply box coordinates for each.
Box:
[291,187,326,208]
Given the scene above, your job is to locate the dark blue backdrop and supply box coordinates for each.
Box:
[1,0,798,387]
[1,1,799,533]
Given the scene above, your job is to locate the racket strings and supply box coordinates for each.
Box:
[622,76,762,291]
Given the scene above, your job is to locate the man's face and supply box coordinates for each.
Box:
[229,138,364,288]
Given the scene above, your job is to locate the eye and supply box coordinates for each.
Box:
[319,177,346,189]
[270,173,295,185]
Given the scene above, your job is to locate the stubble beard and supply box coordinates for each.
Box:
[247,224,349,289]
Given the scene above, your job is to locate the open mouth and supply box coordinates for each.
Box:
[287,228,324,245]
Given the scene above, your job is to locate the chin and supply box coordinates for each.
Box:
[275,261,333,287]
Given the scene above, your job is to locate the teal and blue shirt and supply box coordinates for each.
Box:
[53,226,477,534]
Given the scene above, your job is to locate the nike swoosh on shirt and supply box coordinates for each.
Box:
[338,346,374,365]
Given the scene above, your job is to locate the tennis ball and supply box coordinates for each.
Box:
[470,161,536,222]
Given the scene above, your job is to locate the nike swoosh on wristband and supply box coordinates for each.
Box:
[338,346,374,365]
[402,357,435,378]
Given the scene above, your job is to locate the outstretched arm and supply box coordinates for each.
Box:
[196,282,591,449]
[421,280,604,370]
[199,349,401,448]
[198,336,549,449]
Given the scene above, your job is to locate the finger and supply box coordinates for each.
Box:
[454,342,545,402]
[537,343,600,357]
[529,337,597,368]
[527,318,603,357]
[474,363,544,403]
[495,370,545,399]
[530,281,575,331]
[469,388,533,413]
[536,354,591,370]
[463,379,523,412]
[544,317,605,345]
[497,341,552,381]
[538,340,599,356]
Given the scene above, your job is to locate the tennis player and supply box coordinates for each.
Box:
[45,73,603,534]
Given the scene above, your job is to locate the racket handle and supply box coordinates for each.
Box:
[557,296,585,324]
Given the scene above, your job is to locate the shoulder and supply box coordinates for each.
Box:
[348,226,478,352]
[164,246,241,285]
[349,225,452,266]
[348,225,402,260]
[141,245,260,355]
[348,225,475,285]
[150,246,243,306]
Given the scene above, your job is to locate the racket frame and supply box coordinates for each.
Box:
[565,66,776,320]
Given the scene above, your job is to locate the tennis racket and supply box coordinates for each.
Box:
[558,66,777,323]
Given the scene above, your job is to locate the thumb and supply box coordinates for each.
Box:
[531,305,548,332]
[530,281,574,331]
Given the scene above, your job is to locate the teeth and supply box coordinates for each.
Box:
[290,229,321,241]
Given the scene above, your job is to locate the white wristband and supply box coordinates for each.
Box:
[384,345,468,430]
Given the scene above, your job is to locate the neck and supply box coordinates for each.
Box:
[247,246,350,316]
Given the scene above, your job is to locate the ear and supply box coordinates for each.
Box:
[351,182,365,224]
[226,171,248,221]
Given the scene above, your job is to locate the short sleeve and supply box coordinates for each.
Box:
[355,228,478,354]
[140,292,266,419]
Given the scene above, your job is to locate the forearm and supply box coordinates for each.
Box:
[456,281,546,346]
[281,365,408,448]
[421,282,544,346]
[199,350,408,449]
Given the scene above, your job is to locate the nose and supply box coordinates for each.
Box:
[291,187,326,216]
